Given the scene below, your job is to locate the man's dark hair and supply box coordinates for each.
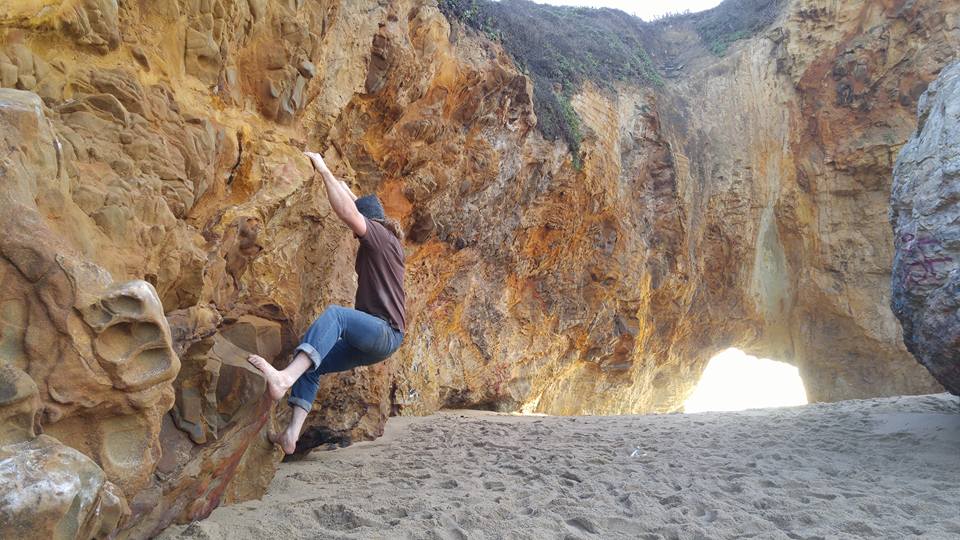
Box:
[355,195,402,241]
[355,195,385,220]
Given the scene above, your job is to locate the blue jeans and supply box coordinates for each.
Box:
[288,305,404,412]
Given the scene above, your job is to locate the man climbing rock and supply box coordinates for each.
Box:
[248,151,406,455]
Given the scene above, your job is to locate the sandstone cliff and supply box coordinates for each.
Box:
[0,0,956,537]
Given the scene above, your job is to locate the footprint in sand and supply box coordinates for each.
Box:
[565,516,598,535]
[721,483,744,494]
[658,494,682,508]
[311,504,380,531]
[390,478,415,489]
[439,517,468,540]
[753,497,777,510]
[560,471,583,483]
[483,480,506,491]
[693,504,718,523]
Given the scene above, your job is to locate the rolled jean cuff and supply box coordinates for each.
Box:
[294,342,323,370]
[288,396,313,413]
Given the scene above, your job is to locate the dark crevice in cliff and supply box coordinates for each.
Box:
[226,131,244,186]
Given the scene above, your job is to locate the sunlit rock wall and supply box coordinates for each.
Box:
[647,0,958,402]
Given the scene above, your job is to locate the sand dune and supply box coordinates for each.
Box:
[161,394,960,539]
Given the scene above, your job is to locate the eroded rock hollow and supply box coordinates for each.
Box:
[0,0,956,537]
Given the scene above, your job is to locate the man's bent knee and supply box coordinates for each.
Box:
[322,304,345,319]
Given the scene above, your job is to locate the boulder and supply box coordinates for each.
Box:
[890,60,960,395]
[0,89,180,500]
[0,365,129,540]
[0,87,281,538]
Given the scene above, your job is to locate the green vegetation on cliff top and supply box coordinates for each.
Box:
[439,0,659,163]
[439,0,787,161]
[682,0,788,55]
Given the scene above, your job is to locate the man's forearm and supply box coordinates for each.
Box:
[320,169,355,218]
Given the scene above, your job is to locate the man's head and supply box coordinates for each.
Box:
[355,194,404,241]
[355,195,385,220]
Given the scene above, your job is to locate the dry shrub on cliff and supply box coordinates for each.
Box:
[439,0,661,164]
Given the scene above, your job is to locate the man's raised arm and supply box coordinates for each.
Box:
[339,180,358,202]
[305,152,366,237]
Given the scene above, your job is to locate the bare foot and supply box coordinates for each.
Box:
[269,430,297,455]
[247,354,290,402]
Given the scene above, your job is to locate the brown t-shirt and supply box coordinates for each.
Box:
[355,218,406,333]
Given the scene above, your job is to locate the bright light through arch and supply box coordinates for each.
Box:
[683,348,808,413]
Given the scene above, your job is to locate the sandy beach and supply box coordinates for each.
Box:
[161,394,960,539]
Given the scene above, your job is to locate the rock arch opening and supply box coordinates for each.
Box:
[683,348,808,413]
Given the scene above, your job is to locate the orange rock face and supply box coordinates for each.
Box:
[0,0,957,537]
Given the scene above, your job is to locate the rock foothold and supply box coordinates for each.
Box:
[890,60,960,395]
